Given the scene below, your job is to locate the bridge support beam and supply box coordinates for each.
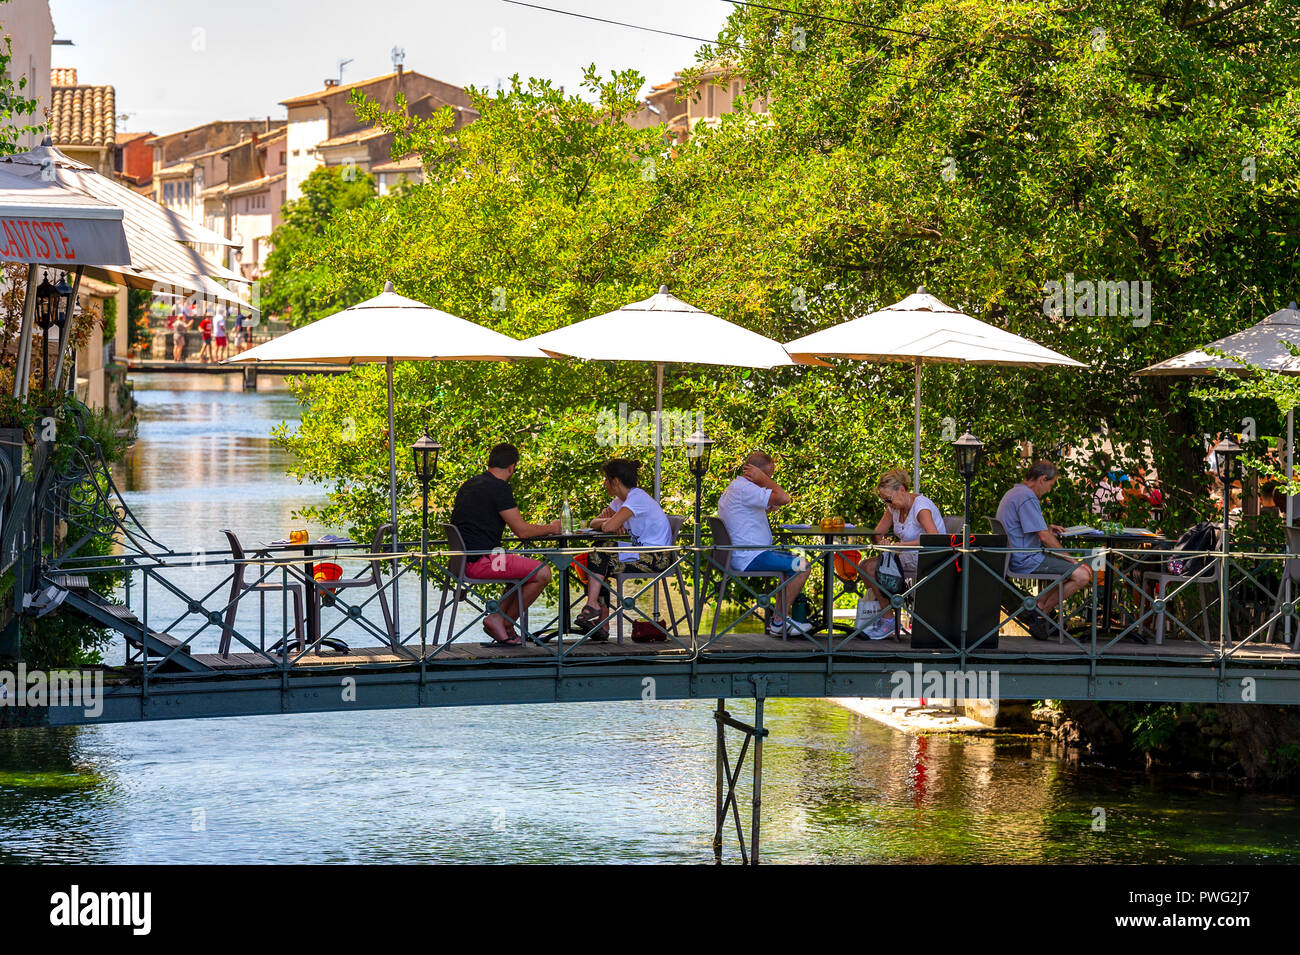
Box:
[242,365,257,391]
[712,693,767,865]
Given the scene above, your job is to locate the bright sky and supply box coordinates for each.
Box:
[47,0,732,136]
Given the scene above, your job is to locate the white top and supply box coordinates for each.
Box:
[214,313,226,336]
[611,487,672,561]
[890,494,944,542]
[717,476,774,571]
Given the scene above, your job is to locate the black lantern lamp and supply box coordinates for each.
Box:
[953,426,984,533]
[1213,435,1242,489]
[412,430,442,488]
[1213,434,1242,544]
[684,429,714,633]
[411,430,442,652]
[34,271,57,332]
[34,272,74,391]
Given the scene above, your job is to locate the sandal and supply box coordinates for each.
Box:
[574,604,609,641]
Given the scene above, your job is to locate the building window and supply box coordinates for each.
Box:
[279,152,286,165]
[732,80,741,99]
[292,149,300,157]
[164,182,174,204]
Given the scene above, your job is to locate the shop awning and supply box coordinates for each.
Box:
[0,166,129,266]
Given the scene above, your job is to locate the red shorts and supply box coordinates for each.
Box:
[464,553,543,580]
[215,336,227,346]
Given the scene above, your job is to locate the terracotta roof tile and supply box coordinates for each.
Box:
[50,67,77,86]
[49,84,116,148]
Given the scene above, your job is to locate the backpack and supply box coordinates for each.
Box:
[1167,521,1222,577]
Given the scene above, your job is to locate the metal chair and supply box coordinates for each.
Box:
[987,516,1067,641]
[608,514,692,644]
[705,517,790,641]
[942,515,966,534]
[312,523,397,645]
[434,523,538,644]
[1265,526,1300,648]
[219,529,305,657]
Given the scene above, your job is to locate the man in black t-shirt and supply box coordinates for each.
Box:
[450,442,559,644]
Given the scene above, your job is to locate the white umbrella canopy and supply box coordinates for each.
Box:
[227,283,547,569]
[525,285,806,498]
[1138,301,1300,524]
[231,288,547,364]
[785,288,1086,491]
[1137,301,1300,376]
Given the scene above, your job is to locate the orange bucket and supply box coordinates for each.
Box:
[313,561,343,596]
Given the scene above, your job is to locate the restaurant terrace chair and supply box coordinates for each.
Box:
[705,517,791,642]
[942,515,966,534]
[219,529,306,658]
[434,523,539,645]
[311,523,397,646]
[1265,526,1300,649]
[987,516,1067,642]
[607,514,692,644]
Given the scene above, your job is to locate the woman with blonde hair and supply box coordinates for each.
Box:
[855,469,944,639]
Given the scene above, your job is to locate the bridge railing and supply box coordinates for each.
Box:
[44,536,1300,678]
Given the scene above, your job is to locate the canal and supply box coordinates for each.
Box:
[0,375,1298,863]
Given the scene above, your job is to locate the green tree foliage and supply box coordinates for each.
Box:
[260,165,377,322]
[267,1,1300,548]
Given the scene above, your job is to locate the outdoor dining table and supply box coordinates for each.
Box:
[775,524,881,635]
[518,528,623,641]
[1059,528,1169,644]
[254,536,353,653]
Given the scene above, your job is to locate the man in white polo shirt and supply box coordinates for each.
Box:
[717,450,812,637]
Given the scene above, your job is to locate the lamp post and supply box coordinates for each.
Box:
[36,272,74,393]
[411,430,442,652]
[1212,435,1241,647]
[684,429,714,633]
[34,272,70,393]
[952,426,984,535]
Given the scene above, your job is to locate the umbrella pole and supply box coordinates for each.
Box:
[1288,407,1294,528]
[913,360,922,493]
[388,357,399,641]
[13,265,38,400]
[654,362,664,501]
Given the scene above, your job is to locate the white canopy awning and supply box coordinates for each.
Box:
[1137,302,1300,376]
[0,165,129,266]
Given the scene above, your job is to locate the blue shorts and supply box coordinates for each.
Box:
[743,549,807,576]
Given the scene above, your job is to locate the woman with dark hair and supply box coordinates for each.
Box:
[574,459,674,639]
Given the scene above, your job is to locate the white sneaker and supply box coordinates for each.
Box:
[772,616,812,637]
[866,617,894,640]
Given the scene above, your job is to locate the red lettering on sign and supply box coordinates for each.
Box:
[52,222,74,259]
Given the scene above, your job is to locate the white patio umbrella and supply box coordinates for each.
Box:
[228,282,548,539]
[1138,300,1300,524]
[524,285,808,499]
[784,287,1086,491]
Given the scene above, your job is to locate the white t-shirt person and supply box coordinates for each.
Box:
[609,486,672,562]
[717,476,774,570]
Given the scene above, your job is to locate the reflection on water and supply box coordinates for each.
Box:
[0,376,1295,863]
[1,700,1298,864]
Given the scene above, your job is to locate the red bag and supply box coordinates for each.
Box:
[631,619,669,643]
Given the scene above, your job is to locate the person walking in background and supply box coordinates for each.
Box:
[213,306,228,361]
[197,310,214,363]
[171,311,189,362]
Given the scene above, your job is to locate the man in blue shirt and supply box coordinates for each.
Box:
[996,461,1092,640]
